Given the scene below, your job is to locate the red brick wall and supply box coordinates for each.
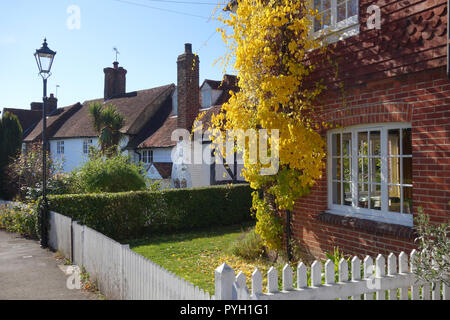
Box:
[292,66,450,260]
[309,0,448,90]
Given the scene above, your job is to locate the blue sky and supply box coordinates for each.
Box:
[0,0,232,115]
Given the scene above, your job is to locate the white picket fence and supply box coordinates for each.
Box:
[48,211,212,300]
[215,251,450,300]
[6,204,446,301]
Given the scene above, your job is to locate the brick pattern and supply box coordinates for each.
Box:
[309,0,448,90]
[103,62,127,100]
[292,67,450,260]
[177,47,200,131]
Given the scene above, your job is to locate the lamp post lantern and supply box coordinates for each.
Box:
[34,38,56,248]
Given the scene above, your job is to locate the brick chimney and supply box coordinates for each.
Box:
[30,102,43,112]
[177,43,199,131]
[30,94,57,116]
[46,94,57,115]
[104,61,127,100]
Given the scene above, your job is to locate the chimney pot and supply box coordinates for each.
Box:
[113,61,119,69]
[185,43,192,54]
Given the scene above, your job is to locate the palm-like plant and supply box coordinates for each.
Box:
[88,102,125,157]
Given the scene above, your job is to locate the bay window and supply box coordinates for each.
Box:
[328,124,413,226]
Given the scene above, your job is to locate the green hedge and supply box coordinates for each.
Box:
[45,184,253,240]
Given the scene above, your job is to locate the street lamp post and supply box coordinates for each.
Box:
[34,38,56,248]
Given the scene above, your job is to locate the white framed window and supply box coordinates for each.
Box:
[83,139,93,154]
[312,0,359,41]
[56,141,64,155]
[142,150,153,164]
[327,123,413,226]
[201,88,212,109]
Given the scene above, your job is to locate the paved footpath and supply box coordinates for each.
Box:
[0,230,99,300]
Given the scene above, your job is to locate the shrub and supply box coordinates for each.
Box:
[412,207,450,286]
[71,151,147,193]
[0,201,39,239]
[44,184,253,240]
[231,227,266,260]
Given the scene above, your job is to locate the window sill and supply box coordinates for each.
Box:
[317,211,416,240]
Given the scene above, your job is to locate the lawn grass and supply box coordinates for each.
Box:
[128,222,287,295]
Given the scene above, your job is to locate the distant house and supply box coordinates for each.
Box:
[9,43,242,188]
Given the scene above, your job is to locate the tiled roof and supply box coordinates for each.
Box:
[23,103,83,142]
[308,0,448,90]
[153,162,172,179]
[138,116,178,148]
[3,108,42,136]
[50,84,175,139]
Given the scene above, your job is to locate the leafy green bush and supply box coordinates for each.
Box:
[231,227,266,260]
[44,184,253,240]
[71,151,147,193]
[412,207,450,286]
[0,201,39,239]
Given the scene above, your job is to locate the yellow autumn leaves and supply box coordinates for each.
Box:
[205,0,328,251]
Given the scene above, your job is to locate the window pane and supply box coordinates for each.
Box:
[388,129,400,155]
[389,186,401,212]
[343,182,352,206]
[358,157,368,182]
[332,182,341,205]
[389,157,400,184]
[370,158,382,183]
[358,132,368,155]
[343,157,351,181]
[403,186,413,214]
[343,133,351,156]
[332,158,341,180]
[337,3,346,22]
[358,183,368,208]
[403,157,412,185]
[348,0,358,17]
[322,9,331,28]
[369,184,381,210]
[402,128,412,155]
[332,133,341,156]
[370,131,381,156]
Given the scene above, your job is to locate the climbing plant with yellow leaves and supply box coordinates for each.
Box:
[208,0,331,253]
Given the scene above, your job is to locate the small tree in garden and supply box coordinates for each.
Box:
[209,0,329,254]
[412,207,450,287]
[89,102,125,157]
[7,143,69,201]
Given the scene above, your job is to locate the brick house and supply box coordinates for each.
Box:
[287,0,450,260]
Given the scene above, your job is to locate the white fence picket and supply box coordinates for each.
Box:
[351,256,361,300]
[376,254,386,300]
[387,253,397,300]
[363,256,373,300]
[398,252,409,300]
[282,264,293,291]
